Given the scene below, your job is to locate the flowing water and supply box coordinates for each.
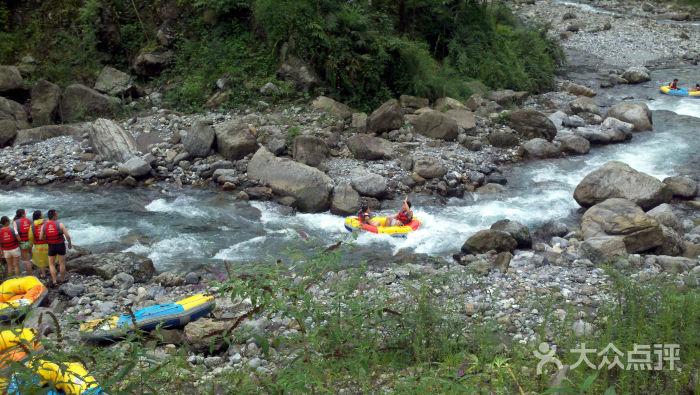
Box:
[1,68,698,271]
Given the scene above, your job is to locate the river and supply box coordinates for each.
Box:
[1,67,698,271]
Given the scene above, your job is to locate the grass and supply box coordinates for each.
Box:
[6,249,697,394]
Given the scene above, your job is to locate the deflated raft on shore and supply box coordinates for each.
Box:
[0,277,48,322]
[79,293,215,341]
[344,216,421,237]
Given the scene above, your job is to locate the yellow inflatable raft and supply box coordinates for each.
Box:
[0,277,48,322]
[0,328,43,393]
[344,216,421,237]
[659,85,700,98]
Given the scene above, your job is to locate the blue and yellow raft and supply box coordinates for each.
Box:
[79,293,215,341]
[659,85,700,98]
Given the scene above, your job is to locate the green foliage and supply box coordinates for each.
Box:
[285,126,301,146]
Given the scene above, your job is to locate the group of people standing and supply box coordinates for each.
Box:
[0,209,72,287]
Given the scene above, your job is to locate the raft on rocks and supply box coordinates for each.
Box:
[344,216,421,237]
[0,277,48,322]
[79,293,215,341]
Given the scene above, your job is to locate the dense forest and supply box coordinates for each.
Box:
[0,0,563,111]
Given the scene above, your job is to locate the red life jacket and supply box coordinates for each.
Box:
[396,210,413,225]
[670,81,678,89]
[14,217,31,242]
[0,227,19,250]
[32,221,47,245]
[43,220,64,244]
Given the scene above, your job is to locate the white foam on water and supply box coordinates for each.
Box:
[68,222,130,246]
[145,196,209,218]
[136,234,213,267]
[123,242,151,255]
[295,212,348,234]
[213,229,296,261]
[0,191,53,212]
[649,97,700,118]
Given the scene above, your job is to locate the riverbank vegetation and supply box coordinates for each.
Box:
[8,250,699,394]
[0,0,562,111]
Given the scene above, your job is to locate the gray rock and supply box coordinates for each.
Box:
[656,225,685,256]
[214,120,258,161]
[68,252,156,282]
[292,135,329,167]
[367,99,403,134]
[204,356,223,368]
[487,90,528,106]
[113,272,135,289]
[521,138,560,159]
[562,81,596,97]
[490,219,532,249]
[351,173,388,198]
[605,102,652,131]
[183,119,215,158]
[133,49,174,77]
[579,236,628,264]
[399,95,429,110]
[434,97,467,111]
[89,119,141,162]
[488,129,519,148]
[508,109,557,141]
[30,80,61,126]
[647,204,683,233]
[276,56,320,91]
[0,66,23,93]
[570,97,601,115]
[581,198,663,253]
[97,301,117,315]
[574,161,671,210]
[494,251,513,272]
[247,147,333,212]
[185,272,201,285]
[346,134,393,160]
[259,82,280,95]
[0,97,28,146]
[622,66,651,84]
[445,109,476,131]
[601,117,634,134]
[118,156,151,178]
[413,157,447,179]
[94,66,134,96]
[562,115,586,128]
[60,84,121,123]
[311,96,353,119]
[556,133,590,154]
[331,183,361,216]
[351,113,367,130]
[662,176,697,198]
[413,109,458,140]
[461,229,517,254]
[59,283,86,298]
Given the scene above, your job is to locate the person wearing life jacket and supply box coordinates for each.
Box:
[386,199,414,227]
[13,209,33,275]
[1,216,21,276]
[29,210,48,278]
[39,209,72,286]
[669,79,679,90]
[357,203,381,227]
[692,83,700,92]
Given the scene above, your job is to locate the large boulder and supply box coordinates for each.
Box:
[399,95,429,111]
[14,123,91,146]
[0,97,29,146]
[30,80,61,126]
[444,109,476,131]
[521,138,560,158]
[89,118,140,162]
[276,56,320,91]
[562,81,596,97]
[214,120,258,161]
[184,318,230,351]
[575,125,631,144]
[367,99,403,134]
[488,129,519,148]
[118,156,152,178]
[622,66,651,84]
[346,134,393,160]
[507,109,557,141]
[647,203,683,233]
[573,161,672,210]
[569,97,600,115]
[61,84,121,123]
[247,147,333,212]
[351,173,388,198]
[556,133,590,154]
[490,219,532,249]
[413,157,447,179]
[183,119,215,158]
[656,225,685,256]
[0,66,23,94]
[486,90,528,106]
[311,96,353,119]
[461,230,517,254]
[601,117,634,134]
[662,176,697,198]
[94,66,135,97]
[132,49,174,77]
[434,97,466,112]
[330,183,361,216]
[579,236,628,264]
[581,198,663,253]
[413,109,458,140]
[292,135,329,167]
[68,252,156,282]
[605,102,652,131]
